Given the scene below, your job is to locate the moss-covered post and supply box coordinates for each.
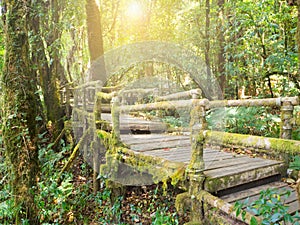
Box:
[93,81,103,193]
[111,96,121,143]
[280,100,294,139]
[83,86,89,159]
[188,94,208,222]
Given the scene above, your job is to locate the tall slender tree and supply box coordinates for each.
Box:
[2,0,42,223]
[217,0,225,97]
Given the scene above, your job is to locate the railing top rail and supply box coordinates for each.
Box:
[155,89,202,102]
[118,99,208,113]
[209,96,299,108]
[117,96,299,113]
[74,80,103,90]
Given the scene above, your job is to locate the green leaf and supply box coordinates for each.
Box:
[270,213,281,222]
[250,217,258,225]
[35,116,43,121]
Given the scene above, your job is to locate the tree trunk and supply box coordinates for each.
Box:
[204,0,212,96]
[28,1,64,139]
[2,1,42,223]
[217,0,225,98]
[86,0,106,81]
[85,0,106,192]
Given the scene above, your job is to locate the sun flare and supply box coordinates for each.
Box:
[126,2,144,20]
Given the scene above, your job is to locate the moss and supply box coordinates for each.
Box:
[175,192,192,215]
[96,91,115,101]
[205,130,300,161]
[95,120,111,131]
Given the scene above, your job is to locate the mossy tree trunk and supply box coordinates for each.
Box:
[2,1,43,223]
[41,0,65,137]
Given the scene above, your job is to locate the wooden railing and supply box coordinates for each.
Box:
[112,96,299,140]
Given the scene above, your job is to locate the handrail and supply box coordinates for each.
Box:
[209,96,299,108]
[119,99,209,113]
[115,96,299,113]
[111,95,299,141]
[155,89,202,102]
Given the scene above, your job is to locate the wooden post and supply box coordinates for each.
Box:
[82,86,89,160]
[188,93,208,222]
[93,81,102,193]
[111,96,121,143]
[65,85,71,118]
[280,100,294,139]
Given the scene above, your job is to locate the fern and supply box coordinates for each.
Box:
[289,156,300,170]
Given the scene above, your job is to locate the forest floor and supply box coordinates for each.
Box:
[71,156,190,224]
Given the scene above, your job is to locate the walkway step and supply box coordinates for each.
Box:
[220,181,299,223]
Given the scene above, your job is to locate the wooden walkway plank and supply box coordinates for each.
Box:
[204,160,283,178]
[204,163,285,192]
[129,139,191,152]
[121,134,189,145]
[221,181,288,202]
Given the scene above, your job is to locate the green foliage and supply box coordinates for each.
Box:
[224,0,298,97]
[207,107,280,137]
[234,188,300,225]
[162,115,189,128]
[152,207,179,225]
[93,187,125,224]
[289,155,300,171]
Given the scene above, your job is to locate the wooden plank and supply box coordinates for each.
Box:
[204,156,253,170]
[205,159,282,178]
[121,135,189,145]
[287,200,300,214]
[204,163,286,192]
[221,181,288,202]
[141,148,248,170]
[129,139,191,152]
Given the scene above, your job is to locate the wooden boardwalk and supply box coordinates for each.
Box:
[101,112,299,220]
[71,81,300,224]
[103,114,298,213]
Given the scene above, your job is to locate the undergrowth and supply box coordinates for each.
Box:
[0,133,185,224]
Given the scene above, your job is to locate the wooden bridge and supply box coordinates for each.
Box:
[71,81,300,224]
